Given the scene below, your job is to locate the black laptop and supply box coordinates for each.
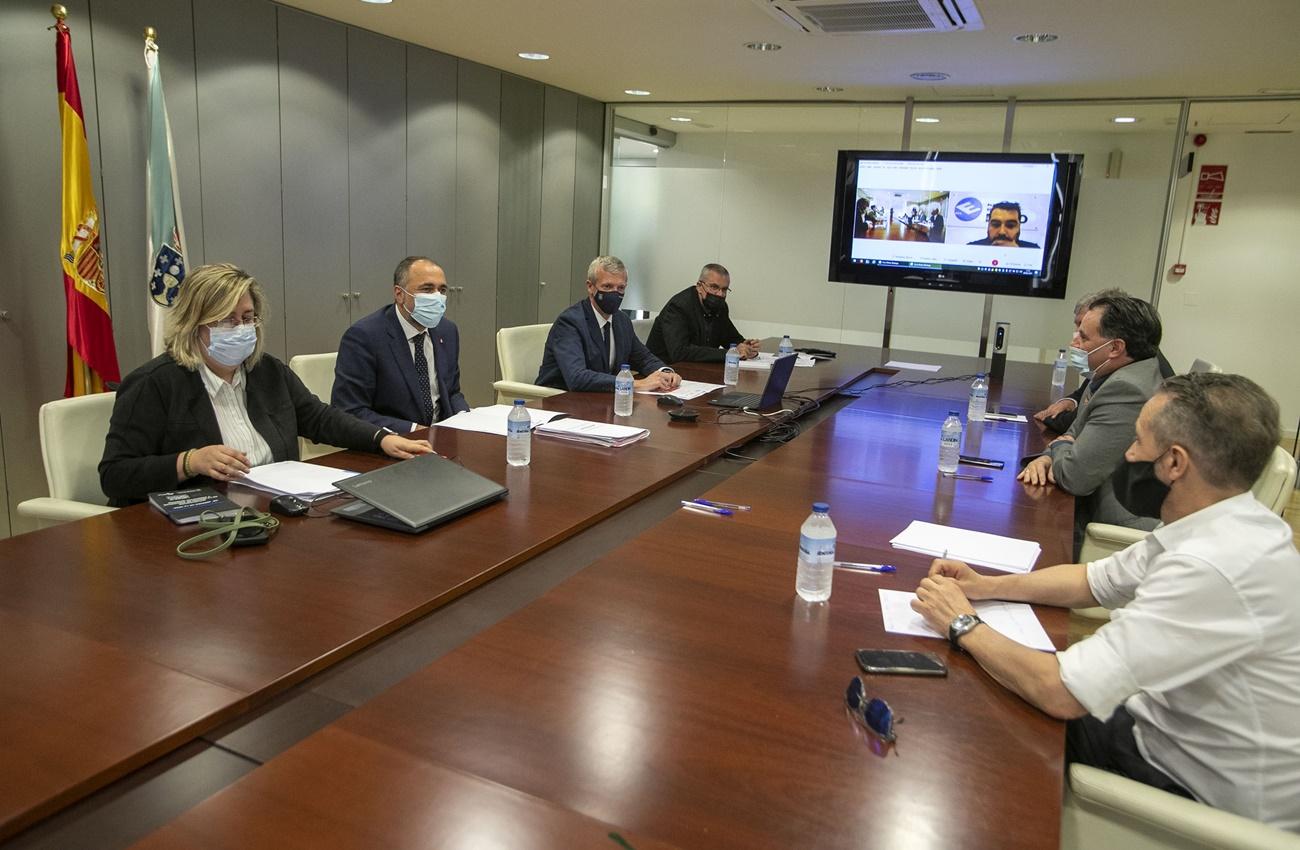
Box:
[708,352,798,411]
[330,453,507,534]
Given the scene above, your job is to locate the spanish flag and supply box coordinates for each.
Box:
[54,10,120,396]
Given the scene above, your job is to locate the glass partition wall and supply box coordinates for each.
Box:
[608,100,1183,362]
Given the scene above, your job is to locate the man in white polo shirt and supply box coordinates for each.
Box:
[911,372,1300,832]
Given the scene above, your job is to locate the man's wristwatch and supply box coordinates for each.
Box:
[947,613,984,651]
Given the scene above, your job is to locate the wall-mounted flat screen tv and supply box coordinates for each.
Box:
[828,150,1084,299]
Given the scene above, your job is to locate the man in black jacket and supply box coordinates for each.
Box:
[646,264,760,364]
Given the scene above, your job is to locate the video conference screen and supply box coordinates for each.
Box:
[828,151,1083,300]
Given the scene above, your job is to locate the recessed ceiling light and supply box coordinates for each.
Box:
[1014,33,1058,43]
[669,116,692,123]
[1111,116,1139,124]
[1258,87,1300,95]
[360,0,392,4]
[623,89,652,97]
[745,41,782,51]
[815,85,844,93]
[910,72,950,81]
[517,52,550,61]
[914,117,941,124]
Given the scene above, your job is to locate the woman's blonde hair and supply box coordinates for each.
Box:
[164,263,269,370]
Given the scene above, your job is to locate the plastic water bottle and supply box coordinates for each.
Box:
[796,502,836,602]
[967,372,988,422]
[778,335,794,357]
[507,399,531,467]
[1052,348,1068,388]
[939,411,962,473]
[724,344,740,386]
[614,364,634,417]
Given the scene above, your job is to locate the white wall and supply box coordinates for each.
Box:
[610,103,1179,364]
[1158,131,1300,433]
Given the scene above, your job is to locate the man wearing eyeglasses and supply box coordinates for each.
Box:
[332,256,470,432]
[646,263,760,364]
[536,255,680,392]
[911,373,1300,832]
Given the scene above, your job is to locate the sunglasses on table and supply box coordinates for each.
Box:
[845,676,896,743]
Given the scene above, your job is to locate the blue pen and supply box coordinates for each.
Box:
[693,498,752,512]
[833,561,897,574]
[680,501,733,517]
[942,472,994,483]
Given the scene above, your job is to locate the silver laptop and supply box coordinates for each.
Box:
[331,453,507,533]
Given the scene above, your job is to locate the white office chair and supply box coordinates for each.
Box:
[16,392,118,530]
[632,317,655,343]
[1074,445,1299,621]
[1061,763,1300,850]
[1188,358,1223,374]
[493,324,564,404]
[288,352,344,460]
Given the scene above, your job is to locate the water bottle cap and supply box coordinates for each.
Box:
[620,363,630,370]
[976,372,986,378]
[948,410,960,417]
[514,399,525,406]
[812,501,829,513]
[1058,348,1066,354]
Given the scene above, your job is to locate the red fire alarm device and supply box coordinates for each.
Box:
[1172,263,1187,275]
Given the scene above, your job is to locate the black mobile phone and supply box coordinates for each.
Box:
[855,649,948,677]
[959,455,1005,470]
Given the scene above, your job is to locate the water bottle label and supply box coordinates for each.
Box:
[799,534,836,561]
[508,420,530,436]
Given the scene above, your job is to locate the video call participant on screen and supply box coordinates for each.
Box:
[536,255,681,393]
[646,263,760,364]
[913,373,1300,832]
[1017,295,1165,553]
[967,201,1040,249]
[99,263,430,505]
[332,256,471,433]
[1036,290,1175,434]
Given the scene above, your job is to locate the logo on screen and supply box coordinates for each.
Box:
[954,197,983,221]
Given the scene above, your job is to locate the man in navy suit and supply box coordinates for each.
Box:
[536,255,681,393]
[332,256,470,432]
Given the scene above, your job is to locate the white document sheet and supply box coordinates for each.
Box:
[877,589,1056,652]
[890,520,1041,574]
[636,379,724,400]
[435,405,567,436]
[534,418,649,448]
[238,461,358,498]
[984,412,1030,423]
[739,352,816,370]
[884,360,942,372]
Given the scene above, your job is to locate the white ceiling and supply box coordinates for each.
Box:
[281,0,1300,104]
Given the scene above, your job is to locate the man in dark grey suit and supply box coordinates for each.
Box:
[1018,295,1166,552]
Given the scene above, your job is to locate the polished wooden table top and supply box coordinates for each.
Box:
[131,359,1075,850]
[0,351,879,840]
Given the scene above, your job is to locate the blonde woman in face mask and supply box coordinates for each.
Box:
[99,263,430,505]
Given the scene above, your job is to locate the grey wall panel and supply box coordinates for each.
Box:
[278,7,351,358]
[347,28,408,314]
[407,46,457,273]
[539,87,578,322]
[495,75,544,331]
[571,95,605,304]
[90,0,200,375]
[193,0,285,360]
[454,61,501,406]
[0,0,104,534]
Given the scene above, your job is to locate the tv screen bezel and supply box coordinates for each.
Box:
[827,149,1084,299]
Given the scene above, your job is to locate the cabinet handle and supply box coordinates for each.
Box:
[340,293,350,300]
[539,281,547,287]
[351,292,361,299]
[0,310,9,320]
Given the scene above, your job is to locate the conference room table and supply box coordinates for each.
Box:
[0,341,885,842]
[126,348,1079,849]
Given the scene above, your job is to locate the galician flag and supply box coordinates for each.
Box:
[144,30,188,356]
[54,9,121,396]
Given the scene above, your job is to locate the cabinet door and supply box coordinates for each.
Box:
[279,7,351,357]
[539,88,578,323]
[496,75,544,332]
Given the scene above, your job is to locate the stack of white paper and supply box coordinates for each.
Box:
[636,379,724,400]
[738,352,816,370]
[533,418,649,448]
[435,405,568,437]
[238,461,358,499]
[889,520,1041,574]
[877,589,1056,652]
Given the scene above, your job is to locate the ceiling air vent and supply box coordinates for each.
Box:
[751,0,983,34]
